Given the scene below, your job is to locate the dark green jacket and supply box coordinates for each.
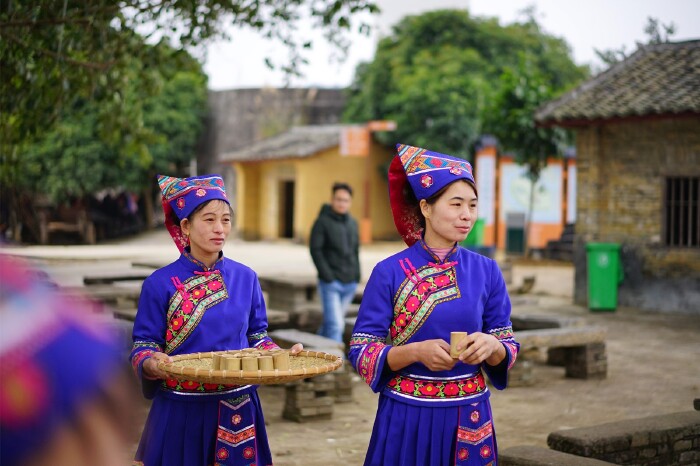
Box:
[309,204,360,283]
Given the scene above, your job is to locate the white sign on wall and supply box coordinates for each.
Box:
[476,155,496,225]
[500,164,562,224]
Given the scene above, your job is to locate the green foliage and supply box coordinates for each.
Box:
[9,41,207,203]
[0,0,377,233]
[483,53,569,180]
[1,0,378,145]
[343,9,587,159]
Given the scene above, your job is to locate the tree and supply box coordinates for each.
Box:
[0,0,378,241]
[1,0,378,145]
[343,9,587,158]
[22,43,207,192]
[483,53,570,256]
[9,41,208,240]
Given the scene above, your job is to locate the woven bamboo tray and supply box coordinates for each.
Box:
[157,349,343,385]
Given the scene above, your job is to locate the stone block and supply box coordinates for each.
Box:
[285,395,334,409]
[630,431,650,448]
[333,362,354,403]
[282,378,335,423]
[508,359,535,387]
[565,343,607,379]
[673,439,693,451]
[270,329,344,351]
[638,447,658,459]
[679,450,700,463]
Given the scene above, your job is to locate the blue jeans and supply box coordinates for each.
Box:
[317,280,357,343]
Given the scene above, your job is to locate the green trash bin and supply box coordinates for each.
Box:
[586,242,623,311]
[461,218,484,247]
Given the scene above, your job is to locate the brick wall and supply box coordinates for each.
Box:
[573,117,700,313]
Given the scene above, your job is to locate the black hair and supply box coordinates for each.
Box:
[332,182,353,197]
[404,179,478,230]
[169,199,233,227]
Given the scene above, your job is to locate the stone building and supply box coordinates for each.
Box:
[536,40,700,313]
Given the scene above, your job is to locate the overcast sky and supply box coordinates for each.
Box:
[203,0,700,90]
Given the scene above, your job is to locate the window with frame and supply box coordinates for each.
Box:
[664,176,699,247]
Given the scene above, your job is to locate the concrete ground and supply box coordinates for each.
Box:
[2,229,698,465]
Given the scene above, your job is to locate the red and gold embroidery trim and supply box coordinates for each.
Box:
[391,264,460,345]
[488,325,519,370]
[386,372,486,400]
[457,421,493,444]
[161,378,244,393]
[165,273,228,353]
[217,425,256,447]
[357,341,387,387]
[130,341,163,376]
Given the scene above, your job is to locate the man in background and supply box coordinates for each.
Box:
[309,182,360,344]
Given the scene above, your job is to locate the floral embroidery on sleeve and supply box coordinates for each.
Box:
[488,326,519,370]
[130,341,163,376]
[248,331,278,351]
[350,334,388,387]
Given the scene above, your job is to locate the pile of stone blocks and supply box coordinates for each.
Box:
[271,328,355,421]
[282,374,335,422]
[333,361,354,403]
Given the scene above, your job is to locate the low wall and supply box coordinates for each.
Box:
[547,411,700,465]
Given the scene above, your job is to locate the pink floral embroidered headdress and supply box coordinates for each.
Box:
[157,174,230,252]
[388,144,476,246]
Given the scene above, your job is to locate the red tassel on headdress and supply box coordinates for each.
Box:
[161,196,189,253]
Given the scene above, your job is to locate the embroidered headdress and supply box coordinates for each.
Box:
[389,143,476,246]
[157,174,230,252]
[0,256,123,465]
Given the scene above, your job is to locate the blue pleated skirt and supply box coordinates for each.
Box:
[364,396,498,466]
[135,391,272,466]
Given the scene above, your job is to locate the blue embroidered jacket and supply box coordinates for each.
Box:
[129,250,278,400]
[348,241,519,407]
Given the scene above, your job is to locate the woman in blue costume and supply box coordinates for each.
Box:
[348,144,520,466]
[130,174,302,466]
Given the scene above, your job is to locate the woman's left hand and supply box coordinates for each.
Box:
[289,343,304,355]
[457,332,505,366]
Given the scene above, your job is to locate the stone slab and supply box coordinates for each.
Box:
[517,326,607,350]
[500,445,615,465]
[547,411,700,457]
[269,329,345,351]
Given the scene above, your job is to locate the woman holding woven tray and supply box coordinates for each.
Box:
[348,144,520,465]
[130,174,301,466]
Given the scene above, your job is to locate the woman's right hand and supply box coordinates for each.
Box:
[388,339,456,372]
[142,352,173,380]
[414,339,456,372]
